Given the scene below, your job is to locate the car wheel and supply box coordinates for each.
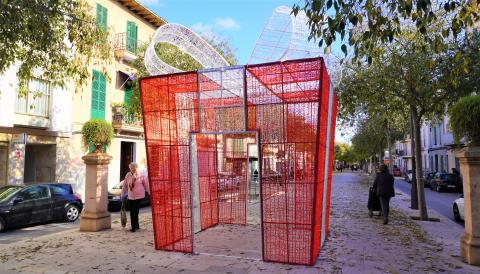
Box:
[64,204,80,222]
[453,204,462,222]
[0,216,5,232]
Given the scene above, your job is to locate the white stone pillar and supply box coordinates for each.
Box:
[79,153,112,232]
[456,145,480,265]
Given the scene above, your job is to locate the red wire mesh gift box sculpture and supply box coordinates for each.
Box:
[140,57,337,265]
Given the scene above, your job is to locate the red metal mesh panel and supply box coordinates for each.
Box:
[246,58,324,265]
[140,58,336,265]
[140,72,198,253]
[196,134,219,230]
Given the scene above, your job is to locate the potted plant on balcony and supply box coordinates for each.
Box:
[81,119,114,153]
[111,102,125,116]
[449,95,480,146]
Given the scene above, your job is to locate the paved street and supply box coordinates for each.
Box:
[0,172,477,273]
[394,177,463,225]
[0,207,151,245]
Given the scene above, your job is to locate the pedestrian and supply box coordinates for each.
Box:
[121,162,150,232]
[372,164,395,224]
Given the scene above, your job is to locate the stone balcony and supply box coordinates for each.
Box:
[111,105,143,137]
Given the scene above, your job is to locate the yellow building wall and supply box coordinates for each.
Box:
[64,0,160,198]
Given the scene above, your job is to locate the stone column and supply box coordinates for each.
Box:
[79,152,112,232]
[456,145,480,265]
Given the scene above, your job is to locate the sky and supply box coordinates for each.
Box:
[138,0,353,142]
[138,0,307,64]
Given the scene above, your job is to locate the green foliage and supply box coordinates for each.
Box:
[81,119,114,152]
[293,0,479,63]
[0,1,111,95]
[155,43,203,71]
[334,142,356,163]
[448,95,480,144]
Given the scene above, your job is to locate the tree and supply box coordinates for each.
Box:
[0,1,111,94]
[293,0,479,62]
[334,142,355,163]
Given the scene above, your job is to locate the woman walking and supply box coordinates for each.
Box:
[121,163,150,232]
[372,164,395,224]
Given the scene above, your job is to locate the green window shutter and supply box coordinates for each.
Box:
[90,70,106,119]
[126,21,137,53]
[124,85,133,106]
[96,4,108,32]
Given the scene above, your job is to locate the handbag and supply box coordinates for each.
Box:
[120,200,127,228]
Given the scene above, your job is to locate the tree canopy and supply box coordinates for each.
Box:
[0,0,110,94]
[293,0,479,63]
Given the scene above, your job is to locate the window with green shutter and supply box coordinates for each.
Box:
[126,21,137,53]
[124,85,134,123]
[96,4,108,32]
[124,85,133,106]
[91,70,106,119]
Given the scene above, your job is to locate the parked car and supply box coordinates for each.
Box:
[108,181,150,212]
[422,171,436,187]
[0,183,83,232]
[404,170,413,183]
[453,195,464,222]
[393,168,402,177]
[430,173,460,192]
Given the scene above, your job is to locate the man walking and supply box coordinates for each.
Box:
[373,164,395,224]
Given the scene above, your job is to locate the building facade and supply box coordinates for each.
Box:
[423,115,460,174]
[0,0,165,199]
[392,114,462,176]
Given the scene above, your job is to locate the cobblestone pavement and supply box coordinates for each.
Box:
[0,173,477,273]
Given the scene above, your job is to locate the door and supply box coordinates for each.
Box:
[120,142,135,181]
[0,143,7,186]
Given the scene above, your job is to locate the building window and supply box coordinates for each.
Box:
[126,21,138,54]
[445,155,449,172]
[91,70,106,119]
[96,4,108,31]
[434,126,437,145]
[15,78,51,117]
[440,155,444,172]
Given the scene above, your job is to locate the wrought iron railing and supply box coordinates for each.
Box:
[114,33,141,55]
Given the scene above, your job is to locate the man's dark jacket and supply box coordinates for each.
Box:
[373,172,395,197]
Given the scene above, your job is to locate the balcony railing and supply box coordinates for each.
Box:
[113,33,144,61]
[112,105,143,135]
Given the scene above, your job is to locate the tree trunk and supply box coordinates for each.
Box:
[412,107,429,220]
[386,125,393,173]
[410,109,419,210]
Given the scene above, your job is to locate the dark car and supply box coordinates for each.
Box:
[108,181,150,211]
[423,171,436,187]
[430,173,460,192]
[0,183,83,232]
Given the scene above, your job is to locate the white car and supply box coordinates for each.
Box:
[453,196,464,222]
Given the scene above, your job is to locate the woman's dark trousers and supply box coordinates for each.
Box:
[379,196,391,224]
[129,199,141,229]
